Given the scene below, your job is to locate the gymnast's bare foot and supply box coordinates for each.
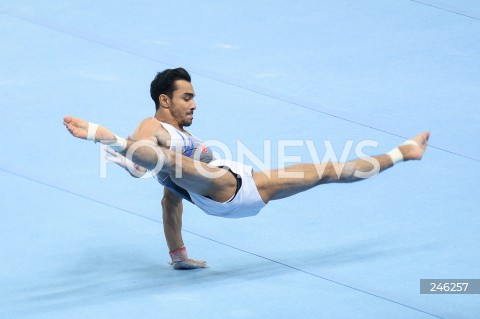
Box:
[63,115,115,141]
[399,131,430,161]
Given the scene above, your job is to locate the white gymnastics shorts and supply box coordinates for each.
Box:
[189,159,267,218]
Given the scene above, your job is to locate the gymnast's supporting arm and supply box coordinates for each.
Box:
[162,188,208,269]
[104,147,207,268]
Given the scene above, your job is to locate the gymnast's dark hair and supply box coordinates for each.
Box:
[150,68,191,111]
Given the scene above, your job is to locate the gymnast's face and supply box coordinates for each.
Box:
[165,80,196,127]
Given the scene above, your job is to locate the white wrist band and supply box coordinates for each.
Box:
[87,122,99,142]
[109,135,128,152]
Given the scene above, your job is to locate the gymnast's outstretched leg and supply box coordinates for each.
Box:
[253,132,430,203]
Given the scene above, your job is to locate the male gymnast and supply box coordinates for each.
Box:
[64,68,430,269]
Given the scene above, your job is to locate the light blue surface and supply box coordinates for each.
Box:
[0,1,479,318]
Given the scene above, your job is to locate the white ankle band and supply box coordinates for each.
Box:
[87,122,99,142]
[109,135,128,152]
[387,147,403,165]
[387,139,418,165]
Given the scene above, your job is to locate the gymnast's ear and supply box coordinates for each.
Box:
[160,94,170,108]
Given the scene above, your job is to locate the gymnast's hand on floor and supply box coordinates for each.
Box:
[172,258,209,270]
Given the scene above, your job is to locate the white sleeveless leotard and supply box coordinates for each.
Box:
[157,121,266,218]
